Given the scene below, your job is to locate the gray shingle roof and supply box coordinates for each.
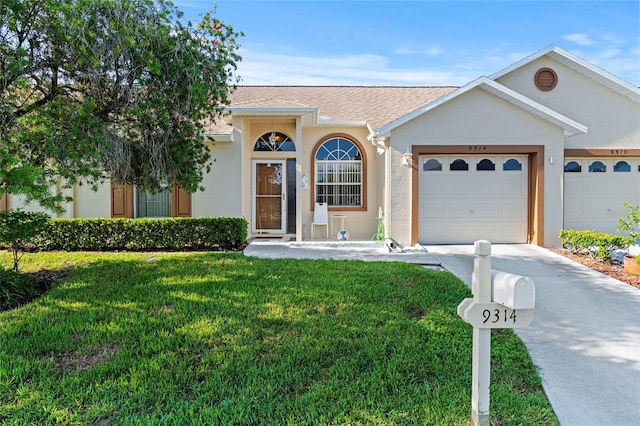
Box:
[204,86,457,135]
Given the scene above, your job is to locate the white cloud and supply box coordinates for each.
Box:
[235,48,472,86]
[232,42,640,87]
[563,33,595,46]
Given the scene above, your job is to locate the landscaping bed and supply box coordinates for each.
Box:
[549,248,640,289]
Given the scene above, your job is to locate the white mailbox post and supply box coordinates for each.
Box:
[457,240,535,426]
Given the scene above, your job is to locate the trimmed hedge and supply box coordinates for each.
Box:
[559,229,633,262]
[31,217,247,252]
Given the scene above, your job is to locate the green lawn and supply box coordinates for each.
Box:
[0,252,558,425]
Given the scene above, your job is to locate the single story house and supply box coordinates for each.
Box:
[4,45,640,247]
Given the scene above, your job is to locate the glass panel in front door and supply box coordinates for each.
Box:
[255,163,284,231]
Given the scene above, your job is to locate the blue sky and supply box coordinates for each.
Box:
[176,0,640,86]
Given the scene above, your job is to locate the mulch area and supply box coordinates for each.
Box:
[548,248,640,290]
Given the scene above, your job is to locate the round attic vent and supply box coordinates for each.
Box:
[534,67,558,91]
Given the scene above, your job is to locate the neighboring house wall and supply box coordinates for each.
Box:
[388,87,566,247]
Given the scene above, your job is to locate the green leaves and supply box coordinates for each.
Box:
[618,202,640,241]
[1,0,242,211]
[0,209,50,271]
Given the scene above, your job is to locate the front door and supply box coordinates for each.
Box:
[252,160,286,233]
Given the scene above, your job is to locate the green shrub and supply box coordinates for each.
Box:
[559,229,633,262]
[28,217,248,252]
[0,268,39,311]
[0,209,50,271]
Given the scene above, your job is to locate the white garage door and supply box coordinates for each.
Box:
[564,157,640,235]
[419,155,528,244]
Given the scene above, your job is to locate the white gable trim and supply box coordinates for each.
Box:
[490,44,640,104]
[377,77,587,137]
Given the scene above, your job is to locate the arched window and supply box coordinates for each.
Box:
[564,161,581,172]
[614,161,631,172]
[423,159,442,171]
[503,159,522,171]
[314,136,364,208]
[589,161,606,173]
[450,159,469,171]
[254,131,295,152]
[477,159,495,171]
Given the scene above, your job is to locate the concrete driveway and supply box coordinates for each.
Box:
[425,244,640,426]
[245,240,640,425]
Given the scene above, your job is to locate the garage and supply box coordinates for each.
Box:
[564,157,640,235]
[418,155,529,244]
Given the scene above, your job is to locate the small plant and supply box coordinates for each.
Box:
[618,202,640,241]
[618,202,640,261]
[0,209,50,272]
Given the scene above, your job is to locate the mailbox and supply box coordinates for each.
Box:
[491,269,535,310]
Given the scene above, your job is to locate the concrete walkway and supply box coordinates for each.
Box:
[244,240,640,426]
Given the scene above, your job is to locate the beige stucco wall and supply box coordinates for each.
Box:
[387,87,567,247]
[8,194,55,215]
[229,117,380,240]
[193,140,242,218]
[8,182,75,218]
[496,57,640,150]
[74,183,111,218]
[299,125,380,241]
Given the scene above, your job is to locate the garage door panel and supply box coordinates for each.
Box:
[474,180,501,195]
[446,200,475,218]
[502,178,526,195]
[421,176,444,196]
[502,200,526,218]
[565,178,583,195]
[584,179,609,195]
[564,198,583,217]
[564,157,640,235]
[421,200,444,218]
[419,155,528,244]
[445,176,473,195]
[471,201,503,218]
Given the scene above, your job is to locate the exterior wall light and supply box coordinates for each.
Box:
[402,147,413,167]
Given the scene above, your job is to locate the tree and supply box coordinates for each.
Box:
[1,0,242,213]
[0,209,49,272]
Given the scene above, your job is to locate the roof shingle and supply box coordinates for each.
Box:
[204,86,457,134]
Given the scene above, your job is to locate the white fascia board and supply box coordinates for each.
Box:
[312,120,369,127]
[490,44,640,104]
[378,77,587,137]
[225,106,318,117]
[224,106,319,128]
[203,134,232,143]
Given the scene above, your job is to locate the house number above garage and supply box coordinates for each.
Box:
[610,149,629,155]
[468,145,488,152]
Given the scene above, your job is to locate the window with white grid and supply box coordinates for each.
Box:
[315,137,363,207]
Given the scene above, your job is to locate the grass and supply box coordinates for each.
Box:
[0,251,558,425]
